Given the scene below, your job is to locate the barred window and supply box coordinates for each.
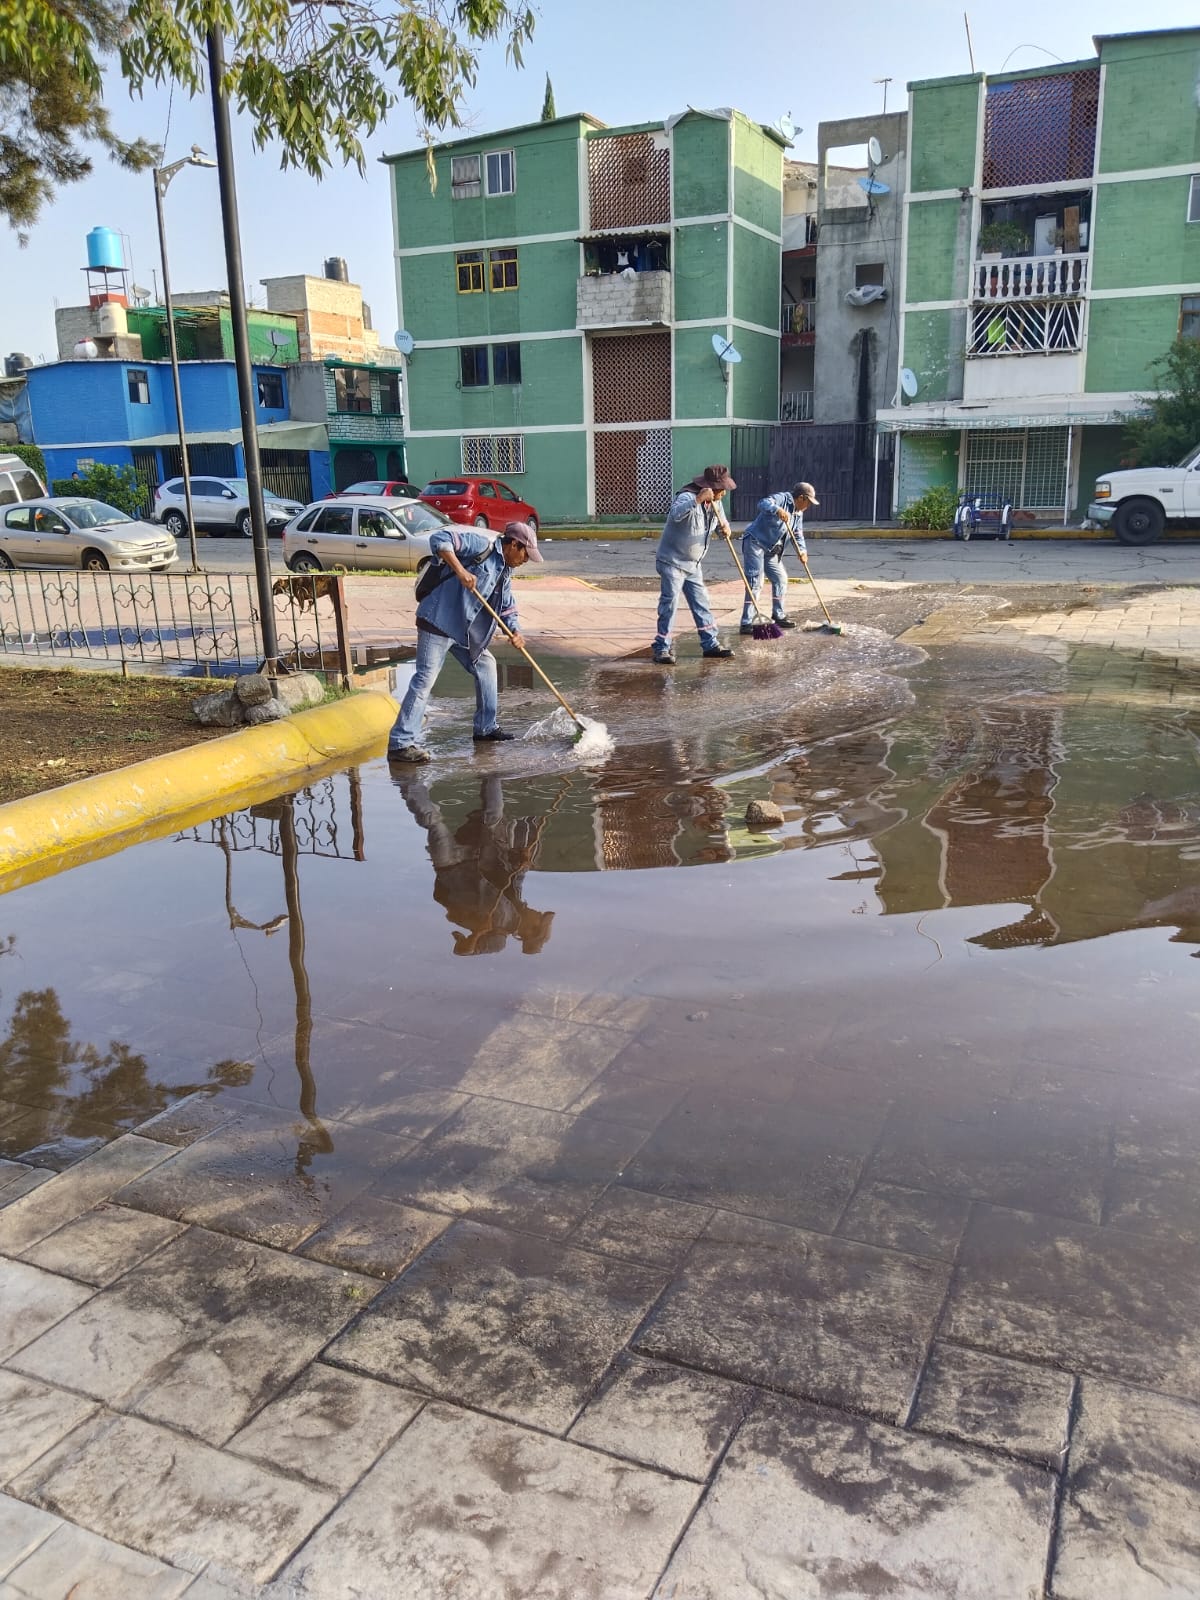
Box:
[489,248,518,291]
[451,154,481,199]
[1181,297,1200,341]
[333,367,372,413]
[462,434,525,474]
[456,250,484,294]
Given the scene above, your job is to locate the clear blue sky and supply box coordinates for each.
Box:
[2,0,1197,364]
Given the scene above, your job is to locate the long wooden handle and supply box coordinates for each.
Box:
[471,584,586,730]
[785,527,835,626]
[717,518,766,615]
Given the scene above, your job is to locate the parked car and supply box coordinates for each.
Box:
[418,476,539,533]
[0,497,178,572]
[0,452,46,506]
[1089,445,1200,544]
[154,476,306,538]
[282,496,450,574]
[328,478,415,499]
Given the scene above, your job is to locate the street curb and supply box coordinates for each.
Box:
[0,690,398,891]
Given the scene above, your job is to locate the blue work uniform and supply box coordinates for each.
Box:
[653,490,723,653]
[741,492,805,625]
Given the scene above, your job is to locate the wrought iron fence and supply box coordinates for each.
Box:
[0,567,351,682]
[177,772,366,861]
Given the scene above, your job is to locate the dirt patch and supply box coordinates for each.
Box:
[0,667,226,805]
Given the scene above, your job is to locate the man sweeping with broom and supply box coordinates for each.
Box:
[651,465,738,665]
[739,482,819,636]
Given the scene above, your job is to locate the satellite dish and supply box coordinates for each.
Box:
[867,136,883,167]
[774,112,796,143]
[711,333,742,364]
[269,329,290,347]
[858,175,890,197]
[900,368,919,398]
[394,330,415,355]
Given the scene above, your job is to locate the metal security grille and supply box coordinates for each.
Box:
[461,435,525,474]
[982,70,1099,188]
[968,300,1082,356]
[160,442,238,480]
[591,331,671,424]
[594,429,672,517]
[588,132,671,231]
[964,428,1068,509]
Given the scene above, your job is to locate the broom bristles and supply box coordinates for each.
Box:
[752,619,784,640]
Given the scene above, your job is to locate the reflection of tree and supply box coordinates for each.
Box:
[395,772,557,955]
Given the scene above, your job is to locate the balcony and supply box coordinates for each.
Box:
[968,252,1087,358]
[971,252,1088,304]
[577,270,671,330]
[781,299,815,343]
[781,390,813,423]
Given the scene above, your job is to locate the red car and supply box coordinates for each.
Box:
[418,476,539,533]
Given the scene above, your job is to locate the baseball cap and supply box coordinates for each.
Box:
[502,520,543,561]
[792,481,820,505]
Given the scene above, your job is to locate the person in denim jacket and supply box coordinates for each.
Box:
[739,481,818,634]
[388,520,542,763]
[651,464,737,665]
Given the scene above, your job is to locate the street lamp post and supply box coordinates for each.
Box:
[153,149,216,574]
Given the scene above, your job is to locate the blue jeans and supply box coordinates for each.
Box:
[741,539,788,624]
[389,628,499,750]
[654,560,719,652]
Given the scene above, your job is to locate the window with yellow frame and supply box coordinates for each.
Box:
[489,248,519,291]
[455,250,485,294]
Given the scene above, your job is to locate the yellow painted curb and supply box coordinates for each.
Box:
[0,690,398,891]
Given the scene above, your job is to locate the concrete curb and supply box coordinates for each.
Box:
[0,689,398,892]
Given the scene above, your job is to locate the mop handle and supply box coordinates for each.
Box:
[785,526,836,626]
[470,584,586,730]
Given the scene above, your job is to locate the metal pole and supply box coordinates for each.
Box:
[1064,423,1073,528]
[206,27,279,675]
[153,167,200,572]
[872,429,881,525]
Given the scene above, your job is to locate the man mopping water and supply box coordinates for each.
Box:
[651,465,737,665]
[388,520,541,764]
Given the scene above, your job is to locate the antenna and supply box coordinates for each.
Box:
[773,111,797,144]
[711,332,742,385]
[964,11,976,73]
[873,77,892,115]
[867,136,883,168]
[858,176,890,197]
[394,329,415,356]
[900,368,919,398]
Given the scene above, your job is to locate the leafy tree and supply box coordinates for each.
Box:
[541,73,556,121]
[0,0,159,239]
[2,1,535,234]
[51,461,145,514]
[1123,338,1200,467]
[8,442,47,482]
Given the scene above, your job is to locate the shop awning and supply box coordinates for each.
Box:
[876,395,1144,432]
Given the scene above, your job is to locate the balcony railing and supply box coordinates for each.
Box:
[781,299,815,336]
[781,390,814,423]
[971,252,1088,303]
[968,300,1083,357]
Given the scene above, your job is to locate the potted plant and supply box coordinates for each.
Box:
[978,221,1027,260]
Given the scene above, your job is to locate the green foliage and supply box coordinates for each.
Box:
[541,73,556,121]
[0,0,159,238]
[978,221,1028,256]
[8,442,46,482]
[1123,338,1200,468]
[898,484,959,531]
[51,462,145,515]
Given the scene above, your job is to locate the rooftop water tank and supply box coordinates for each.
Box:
[324,257,349,283]
[87,226,124,271]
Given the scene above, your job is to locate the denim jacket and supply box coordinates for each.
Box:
[418,529,519,660]
[656,490,721,572]
[743,492,805,556]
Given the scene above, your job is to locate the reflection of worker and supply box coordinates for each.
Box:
[393,772,555,955]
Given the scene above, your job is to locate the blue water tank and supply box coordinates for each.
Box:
[86,227,124,271]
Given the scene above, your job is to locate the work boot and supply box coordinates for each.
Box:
[652,646,676,665]
[773,615,797,629]
[702,644,735,658]
[388,745,431,764]
[739,624,754,636]
[473,728,517,742]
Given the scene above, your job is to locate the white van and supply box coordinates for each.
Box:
[0,452,46,506]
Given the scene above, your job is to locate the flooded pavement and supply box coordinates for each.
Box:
[2,590,1200,1597]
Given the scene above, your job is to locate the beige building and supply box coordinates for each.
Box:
[260,263,400,366]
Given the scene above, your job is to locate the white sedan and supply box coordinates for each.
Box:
[0,498,178,572]
[282,495,449,574]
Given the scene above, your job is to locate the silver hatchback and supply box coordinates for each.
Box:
[282,496,449,574]
[0,498,178,572]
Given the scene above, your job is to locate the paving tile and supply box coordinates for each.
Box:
[453,1013,634,1111]
[622,1089,880,1232]
[651,1398,1055,1600]
[634,1211,948,1423]
[0,1259,92,1364]
[910,1343,1073,1466]
[0,1169,51,1210]
[21,1205,185,1287]
[278,1401,698,1600]
[569,1186,711,1269]
[0,1494,59,1579]
[569,1357,750,1479]
[115,1108,416,1251]
[133,1093,241,1148]
[945,1204,1200,1401]
[296,1195,450,1279]
[0,1370,98,1484]
[1054,1377,1200,1600]
[0,1111,112,1173]
[0,1161,46,1196]
[370,1096,643,1238]
[11,1227,380,1446]
[330,1088,467,1142]
[326,1219,664,1432]
[12,1412,331,1586]
[226,1365,423,1494]
[1104,1170,1200,1247]
[4,1523,194,1599]
[566,1067,686,1131]
[0,1137,173,1255]
[837,1181,972,1261]
[868,1097,1110,1225]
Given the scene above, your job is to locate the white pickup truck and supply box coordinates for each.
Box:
[1089,445,1200,543]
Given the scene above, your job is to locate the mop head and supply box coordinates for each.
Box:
[525,706,614,759]
[752,619,784,640]
[802,620,844,635]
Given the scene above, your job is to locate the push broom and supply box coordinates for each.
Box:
[784,524,843,636]
[717,517,782,640]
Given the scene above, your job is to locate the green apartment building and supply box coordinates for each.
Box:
[384,110,787,521]
[882,26,1200,518]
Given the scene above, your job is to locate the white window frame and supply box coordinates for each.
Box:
[461,434,525,475]
[1189,174,1200,225]
[485,149,516,197]
[451,154,481,200]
